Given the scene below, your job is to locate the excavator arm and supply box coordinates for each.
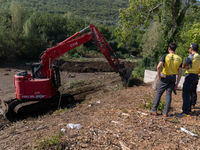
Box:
[39,24,126,78]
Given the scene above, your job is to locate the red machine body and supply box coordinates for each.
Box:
[14,24,124,100]
[14,75,52,99]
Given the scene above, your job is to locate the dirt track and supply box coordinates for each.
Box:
[1,59,200,149]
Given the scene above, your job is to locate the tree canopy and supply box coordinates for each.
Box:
[116,0,199,58]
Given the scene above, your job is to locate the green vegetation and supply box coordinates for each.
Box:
[81,100,87,104]
[194,131,198,135]
[8,127,15,134]
[122,108,128,113]
[68,80,85,89]
[35,134,62,149]
[53,108,68,114]
[12,0,129,25]
[127,75,143,87]
[171,119,179,123]
[139,97,165,111]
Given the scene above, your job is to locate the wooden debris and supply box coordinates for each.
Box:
[119,141,130,150]
[181,127,198,137]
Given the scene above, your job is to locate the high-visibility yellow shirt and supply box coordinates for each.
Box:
[185,53,200,74]
[160,53,182,75]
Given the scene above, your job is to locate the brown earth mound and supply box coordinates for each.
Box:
[57,59,137,72]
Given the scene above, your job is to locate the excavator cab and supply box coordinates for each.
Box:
[30,62,61,89]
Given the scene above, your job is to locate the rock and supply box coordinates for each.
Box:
[79,143,88,148]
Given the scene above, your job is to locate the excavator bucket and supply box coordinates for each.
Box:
[118,67,132,87]
[0,99,8,117]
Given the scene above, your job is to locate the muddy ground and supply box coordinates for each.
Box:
[1,59,200,150]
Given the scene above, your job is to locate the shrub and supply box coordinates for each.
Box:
[133,56,158,77]
[68,80,85,89]
[139,97,165,111]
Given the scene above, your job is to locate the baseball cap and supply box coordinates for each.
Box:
[189,43,199,51]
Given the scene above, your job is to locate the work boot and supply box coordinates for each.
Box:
[176,113,190,117]
[162,111,168,117]
[149,110,157,115]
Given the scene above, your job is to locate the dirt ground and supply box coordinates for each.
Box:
[1,59,200,150]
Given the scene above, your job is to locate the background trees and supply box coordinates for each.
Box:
[115,0,200,76]
[116,0,199,58]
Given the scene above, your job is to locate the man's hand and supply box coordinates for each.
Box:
[158,73,166,80]
[174,84,178,91]
[160,74,166,79]
[185,65,190,70]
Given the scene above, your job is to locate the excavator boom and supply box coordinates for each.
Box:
[39,24,126,78]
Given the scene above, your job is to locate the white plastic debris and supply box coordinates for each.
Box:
[181,127,198,136]
[121,113,130,116]
[137,111,148,116]
[61,128,66,132]
[97,101,100,104]
[37,124,49,130]
[67,123,82,129]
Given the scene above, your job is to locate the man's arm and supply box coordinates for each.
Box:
[182,63,189,69]
[182,55,192,69]
[157,61,164,80]
[175,67,182,90]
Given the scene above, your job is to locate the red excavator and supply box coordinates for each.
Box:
[0,24,132,117]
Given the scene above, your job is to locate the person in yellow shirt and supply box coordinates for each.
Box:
[149,43,182,117]
[177,43,200,117]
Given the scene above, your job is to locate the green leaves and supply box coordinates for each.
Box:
[187,23,200,43]
[176,22,200,59]
[117,0,163,46]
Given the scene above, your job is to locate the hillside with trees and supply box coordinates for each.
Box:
[0,0,200,73]
[0,0,131,64]
[12,0,129,25]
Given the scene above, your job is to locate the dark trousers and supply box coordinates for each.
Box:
[152,75,176,115]
[182,74,199,114]
[191,80,198,106]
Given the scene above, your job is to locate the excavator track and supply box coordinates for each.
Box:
[0,93,74,118]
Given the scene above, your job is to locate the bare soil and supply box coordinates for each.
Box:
[1,59,200,150]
